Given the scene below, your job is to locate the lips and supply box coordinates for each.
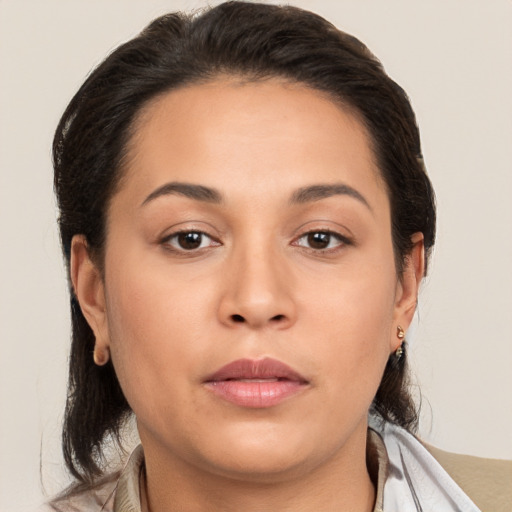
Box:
[203,358,309,408]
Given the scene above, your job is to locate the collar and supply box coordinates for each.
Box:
[369,416,480,511]
[110,420,479,512]
[112,433,387,512]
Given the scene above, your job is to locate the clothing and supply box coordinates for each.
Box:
[425,443,512,511]
[43,419,512,512]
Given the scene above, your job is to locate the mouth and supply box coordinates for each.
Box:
[203,357,309,408]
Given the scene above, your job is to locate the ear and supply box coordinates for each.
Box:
[391,232,425,351]
[70,235,110,360]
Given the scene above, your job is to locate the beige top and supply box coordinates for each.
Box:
[43,429,512,512]
[424,443,512,512]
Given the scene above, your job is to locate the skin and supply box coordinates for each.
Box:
[71,79,424,512]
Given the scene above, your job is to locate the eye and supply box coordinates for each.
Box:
[162,231,219,252]
[294,230,347,251]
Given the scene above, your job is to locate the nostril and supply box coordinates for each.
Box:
[271,314,285,322]
[231,314,245,323]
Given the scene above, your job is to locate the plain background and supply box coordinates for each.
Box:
[1,0,511,510]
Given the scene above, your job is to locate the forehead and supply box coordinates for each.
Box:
[120,78,387,207]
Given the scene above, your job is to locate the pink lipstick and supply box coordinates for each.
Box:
[204,358,309,408]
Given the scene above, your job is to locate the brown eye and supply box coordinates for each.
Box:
[177,232,203,250]
[295,230,346,251]
[307,232,331,249]
[164,231,217,252]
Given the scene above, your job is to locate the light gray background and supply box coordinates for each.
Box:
[1,1,511,510]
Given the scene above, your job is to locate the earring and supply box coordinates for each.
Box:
[93,346,110,366]
[395,325,405,359]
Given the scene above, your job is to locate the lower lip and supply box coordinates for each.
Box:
[205,380,306,408]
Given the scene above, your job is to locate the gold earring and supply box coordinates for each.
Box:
[397,325,405,340]
[93,346,110,366]
[395,325,405,359]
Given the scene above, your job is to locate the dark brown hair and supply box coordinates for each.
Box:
[53,1,436,486]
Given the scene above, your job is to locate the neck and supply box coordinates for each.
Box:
[140,426,376,512]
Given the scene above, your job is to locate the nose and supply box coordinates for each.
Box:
[217,244,297,330]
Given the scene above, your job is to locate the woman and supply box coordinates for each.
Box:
[44,2,510,511]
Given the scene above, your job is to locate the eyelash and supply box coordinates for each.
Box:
[292,230,351,253]
[160,229,351,255]
[161,230,221,253]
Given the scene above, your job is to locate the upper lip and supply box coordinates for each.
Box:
[204,357,309,383]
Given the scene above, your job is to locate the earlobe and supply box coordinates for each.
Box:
[70,235,110,363]
[392,233,425,350]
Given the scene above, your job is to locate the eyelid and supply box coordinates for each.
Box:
[289,218,355,257]
[160,228,222,254]
[292,218,354,238]
[294,229,350,248]
[157,219,222,242]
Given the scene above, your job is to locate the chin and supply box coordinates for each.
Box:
[206,449,315,484]
[191,423,324,483]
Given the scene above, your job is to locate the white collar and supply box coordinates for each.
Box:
[369,416,480,511]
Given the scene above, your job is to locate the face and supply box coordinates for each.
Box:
[73,79,421,483]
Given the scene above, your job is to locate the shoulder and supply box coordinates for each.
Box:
[369,416,511,511]
[37,445,144,512]
[37,474,118,512]
[425,444,512,512]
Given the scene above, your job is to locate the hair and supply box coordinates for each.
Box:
[53,1,436,487]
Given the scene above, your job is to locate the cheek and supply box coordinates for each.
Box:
[300,257,397,389]
[103,254,217,411]
[106,243,215,339]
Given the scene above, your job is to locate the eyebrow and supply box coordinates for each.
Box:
[141,181,370,210]
[290,183,371,210]
[141,182,223,206]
